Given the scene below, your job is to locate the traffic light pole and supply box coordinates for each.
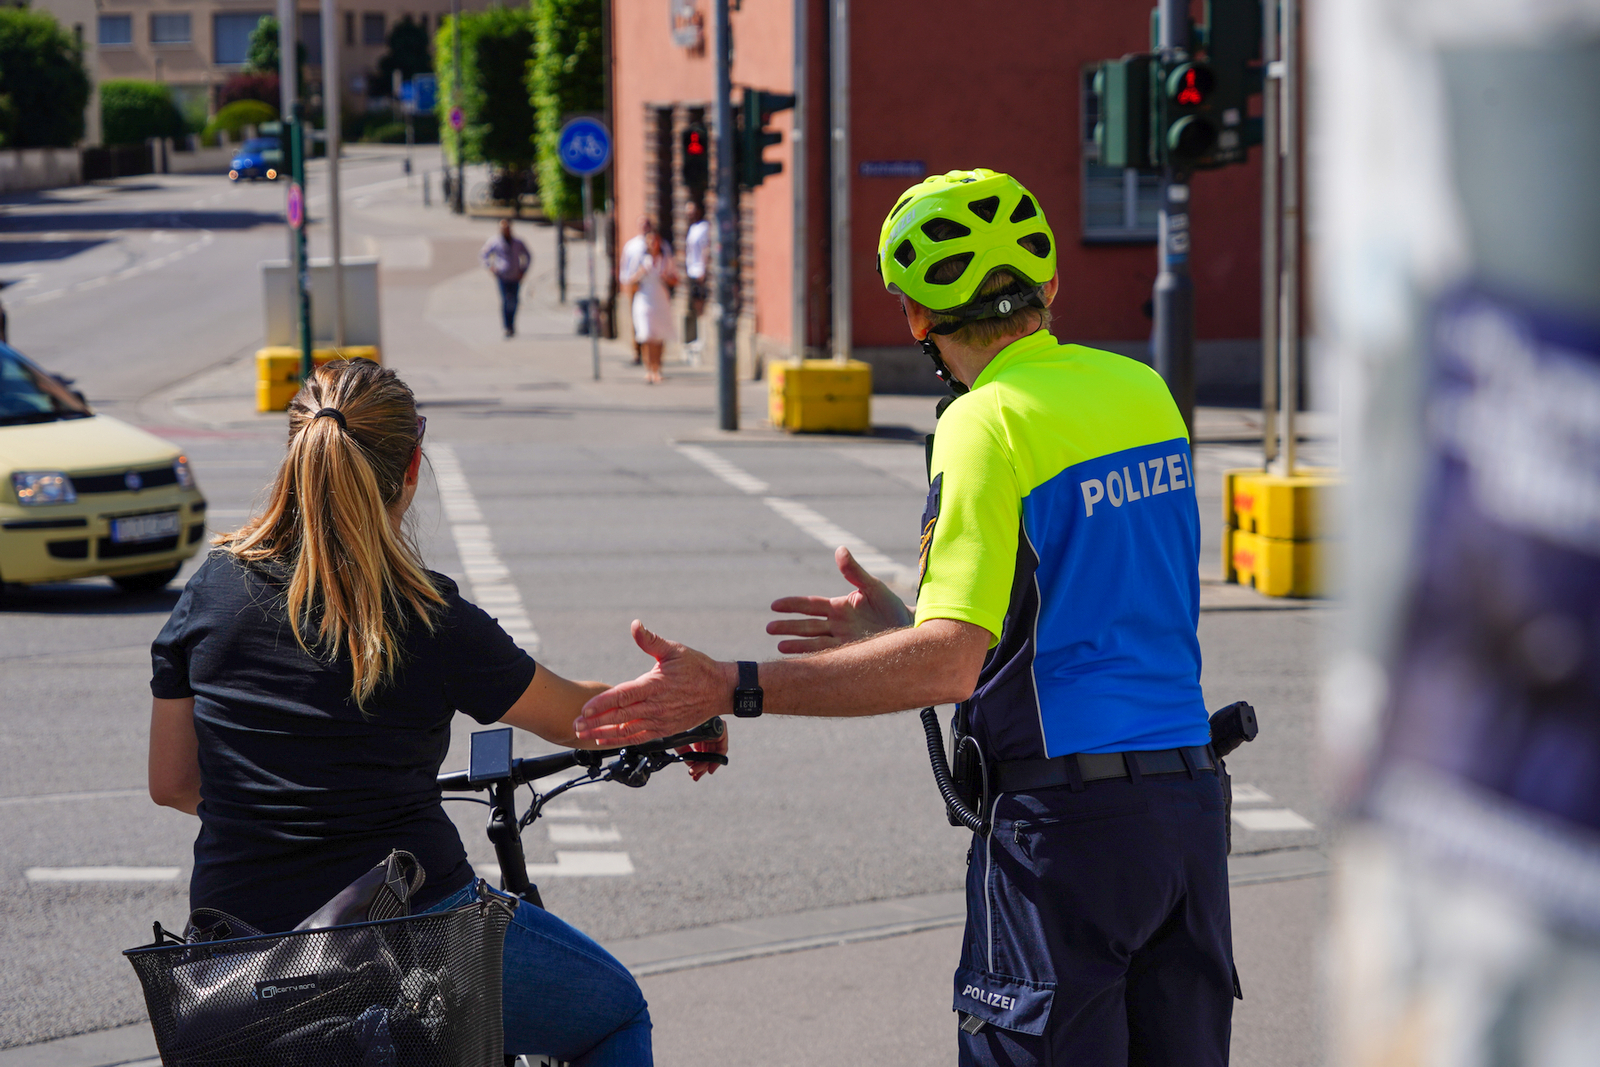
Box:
[290,104,312,381]
[714,0,738,431]
[1153,0,1196,435]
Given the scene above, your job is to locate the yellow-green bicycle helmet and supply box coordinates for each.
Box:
[877,168,1056,317]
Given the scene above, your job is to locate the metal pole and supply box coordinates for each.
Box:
[1277,0,1300,476]
[291,104,313,380]
[321,0,344,349]
[790,0,807,365]
[276,0,296,120]
[1260,0,1280,468]
[1152,0,1195,435]
[714,0,738,430]
[451,0,464,215]
[829,0,849,364]
[584,175,599,381]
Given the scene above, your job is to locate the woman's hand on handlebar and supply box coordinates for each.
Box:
[678,729,728,782]
[767,546,913,653]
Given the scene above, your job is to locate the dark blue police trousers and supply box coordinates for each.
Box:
[955,769,1236,1066]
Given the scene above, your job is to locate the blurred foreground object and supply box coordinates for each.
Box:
[1320,0,1600,1064]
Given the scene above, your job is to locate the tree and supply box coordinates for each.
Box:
[373,16,433,97]
[246,16,305,93]
[220,71,281,108]
[100,81,187,146]
[531,0,604,221]
[203,99,279,143]
[0,9,89,148]
[435,8,537,170]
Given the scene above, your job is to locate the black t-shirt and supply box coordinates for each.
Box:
[150,552,537,932]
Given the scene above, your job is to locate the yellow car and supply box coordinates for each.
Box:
[1,344,206,593]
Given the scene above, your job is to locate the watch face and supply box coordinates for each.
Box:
[734,690,762,716]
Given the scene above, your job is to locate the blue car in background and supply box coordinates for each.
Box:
[229,137,283,181]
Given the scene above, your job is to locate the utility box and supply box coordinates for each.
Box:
[768,360,872,434]
[261,258,382,348]
[1222,468,1342,598]
[255,345,383,413]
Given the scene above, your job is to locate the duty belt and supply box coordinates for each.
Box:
[992,745,1215,793]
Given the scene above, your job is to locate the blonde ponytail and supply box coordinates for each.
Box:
[217,360,444,707]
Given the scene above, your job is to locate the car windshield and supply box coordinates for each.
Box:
[0,345,92,425]
[242,138,279,153]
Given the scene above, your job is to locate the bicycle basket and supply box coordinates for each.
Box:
[124,883,514,1067]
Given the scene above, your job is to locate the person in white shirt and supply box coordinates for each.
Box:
[620,217,672,366]
[624,228,679,384]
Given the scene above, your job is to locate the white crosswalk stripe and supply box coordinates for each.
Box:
[428,444,540,654]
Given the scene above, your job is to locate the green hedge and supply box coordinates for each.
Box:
[100,80,186,146]
[0,9,88,147]
[202,99,279,142]
[435,6,537,170]
[531,0,604,221]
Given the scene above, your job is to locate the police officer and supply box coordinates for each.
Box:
[574,169,1235,1065]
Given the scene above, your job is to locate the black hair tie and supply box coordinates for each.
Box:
[313,407,347,429]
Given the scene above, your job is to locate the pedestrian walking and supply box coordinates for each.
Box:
[574,169,1235,1065]
[481,218,532,338]
[683,202,710,361]
[620,217,672,366]
[623,228,679,385]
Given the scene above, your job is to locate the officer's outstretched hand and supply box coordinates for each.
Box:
[575,620,727,749]
[767,546,914,654]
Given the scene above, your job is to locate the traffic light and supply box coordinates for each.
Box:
[1201,0,1264,165]
[681,121,709,197]
[1158,59,1219,169]
[1092,55,1154,170]
[736,88,795,189]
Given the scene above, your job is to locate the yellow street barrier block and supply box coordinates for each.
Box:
[768,359,872,434]
[1225,527,1337,599]
[255,347,384,411]
[1224,468,1341,541]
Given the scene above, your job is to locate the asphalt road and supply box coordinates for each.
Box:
[0,151,1332,1062]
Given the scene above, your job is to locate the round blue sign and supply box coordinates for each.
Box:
[557,117,612,177]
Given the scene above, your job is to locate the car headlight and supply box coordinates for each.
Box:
[174,455,195,489]
[12,471,77,506]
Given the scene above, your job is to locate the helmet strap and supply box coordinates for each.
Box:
[918,334,969,403]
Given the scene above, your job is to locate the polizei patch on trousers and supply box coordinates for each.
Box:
[953,964,1055,1035]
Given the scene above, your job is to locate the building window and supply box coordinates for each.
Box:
[345,11,355,46]
[1081,69,1159,242]
[214,12,270,65]
[362,13,385,45]
[97,14,133,47]
[418,13,427,32]
[150,13,192,46]
[299,12,322,65]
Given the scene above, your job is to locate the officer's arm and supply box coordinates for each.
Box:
[572,617,990,747]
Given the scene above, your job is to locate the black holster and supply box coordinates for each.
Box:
[946,703,987,828]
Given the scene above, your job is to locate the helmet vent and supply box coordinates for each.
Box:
[967,196,1000,223]
[925,252,974,286]
[921,218,971,243]
[1009,196,1038,223]
[893,239,917,268]
[1017,233,1051,258]
[889,195,914,221]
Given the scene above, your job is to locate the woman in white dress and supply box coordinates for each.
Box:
[626,230,678,384]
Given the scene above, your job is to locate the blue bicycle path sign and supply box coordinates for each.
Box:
[558,117,612,177]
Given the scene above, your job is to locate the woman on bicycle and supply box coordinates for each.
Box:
[147,359,698,1065]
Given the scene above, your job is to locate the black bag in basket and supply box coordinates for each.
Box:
[124,852,515,1067]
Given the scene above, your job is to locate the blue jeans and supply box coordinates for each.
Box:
[426,882,652,1065]
[498,277,521,333]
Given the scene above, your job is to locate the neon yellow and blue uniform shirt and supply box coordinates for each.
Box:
[914,331,1208,760]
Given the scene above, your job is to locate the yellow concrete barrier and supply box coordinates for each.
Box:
[1225,528,1336,599]
[255,346,383,412]
[768,359,872,434]
[1223,468,1340,540]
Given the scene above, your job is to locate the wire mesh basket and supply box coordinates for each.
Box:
[125,884,513,1067]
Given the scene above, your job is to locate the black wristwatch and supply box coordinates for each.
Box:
[733,661,763,718]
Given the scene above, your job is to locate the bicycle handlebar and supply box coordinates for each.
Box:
[436,716,727,793]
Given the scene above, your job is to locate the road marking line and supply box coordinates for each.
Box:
[479,852,635,880]
[548,824,623,845]
[674,446,918,592]
[1231,808,1315,832]
[0,788,148,807]
[1230,784,1274,804]
[25,867,181,882]
[539,804,610,819]
[428,444,540,654]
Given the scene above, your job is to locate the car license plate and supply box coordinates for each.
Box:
[111,511,181,544]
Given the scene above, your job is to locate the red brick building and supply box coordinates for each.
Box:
[611,0,1262,396]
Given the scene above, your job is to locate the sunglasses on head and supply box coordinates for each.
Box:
[416,415,427,442]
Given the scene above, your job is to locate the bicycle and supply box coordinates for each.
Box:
[437,717,729,1066]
